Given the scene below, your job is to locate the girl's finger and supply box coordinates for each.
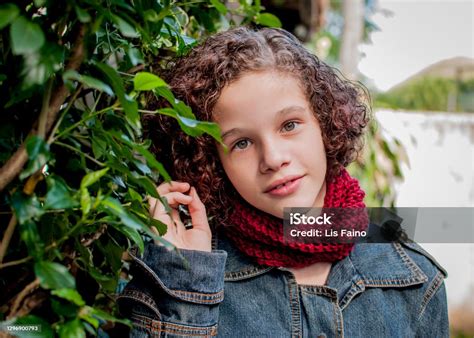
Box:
[151,192,193,217]
[170,208,187,237]
[156,181,190,196]
[187,187,210,232]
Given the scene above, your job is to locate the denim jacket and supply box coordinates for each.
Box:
[117,230,449,338]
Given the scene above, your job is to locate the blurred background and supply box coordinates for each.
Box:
[258,0,473,335]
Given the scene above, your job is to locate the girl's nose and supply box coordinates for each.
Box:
[259,140,290,173]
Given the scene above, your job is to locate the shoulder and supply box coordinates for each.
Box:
[350,241,447,285]
[348,242,449,335]
[350,242,448,319]
[399,242,447,279]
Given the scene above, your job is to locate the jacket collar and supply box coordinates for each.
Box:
[216,231,427,288]
[214,231,273,281]
[326,242,428,310]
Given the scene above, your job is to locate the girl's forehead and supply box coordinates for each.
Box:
[213,71,308,121]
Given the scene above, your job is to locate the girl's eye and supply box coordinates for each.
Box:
[283,121,298,132]
[233,139,250,150]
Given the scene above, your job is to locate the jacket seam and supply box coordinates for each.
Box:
[117,290,162,320]
[393,242,427,279]
[131,313,218,336]
[339,280,365,311]
[299,286,338,299]
[224,267,273,281]
[362,278,427,287]
[417,270,444,321]
[131,251,224,304]
[287,276,302,338]
[331,299,344,338]
[216,231,276,281]
[401,242,448,277]
[362,243,428,287]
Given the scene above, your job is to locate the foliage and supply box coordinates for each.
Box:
[304,0,405,207]
[348,121,406,207]
[0,0,279,336]
[307,0,382,66]
[375,77,474,113]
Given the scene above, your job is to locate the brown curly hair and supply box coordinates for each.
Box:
[145,26,371,227]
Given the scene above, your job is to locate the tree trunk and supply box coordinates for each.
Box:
[340,0,364,81]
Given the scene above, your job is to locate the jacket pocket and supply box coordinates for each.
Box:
[130,312,218,338]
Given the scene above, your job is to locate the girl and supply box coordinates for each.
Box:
[118,27,449,337]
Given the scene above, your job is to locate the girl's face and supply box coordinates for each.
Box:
[214,71,327,218]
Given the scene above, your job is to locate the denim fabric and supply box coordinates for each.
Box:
[117,230,449,338]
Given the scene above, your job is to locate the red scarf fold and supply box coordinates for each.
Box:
[224,168,367,268]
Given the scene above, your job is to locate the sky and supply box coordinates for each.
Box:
[359,0,473,91]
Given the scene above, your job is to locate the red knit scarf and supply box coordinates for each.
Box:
[224,168,367,268]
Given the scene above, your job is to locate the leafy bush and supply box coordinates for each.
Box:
[375,76,474,112]
[0,1,281,336]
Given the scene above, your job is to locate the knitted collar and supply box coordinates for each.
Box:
[224,168,367,268]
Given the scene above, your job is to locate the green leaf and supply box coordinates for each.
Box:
[22,42,64,87]
[63,70,113,96]
[80,168,109,189]
[18,220,44,260]
[111,223,144,254]
[74,6,91,23]
[101,238,123,273]
[88,306,131,326]
[94,62,140,131]
[51,288,85,306]
[34,261,75,290]
[210,0,228,15]
[10,16,45,55]
[157,108,222,143]
[102,197,148,232]
[143,9,163,22]
[20,135,51,179]
[9,315,53,338]
[256,13,282,28]
[58,319,85,338]
[80,188,91,216]
[115,133,171,181]
[128,187,142,202]
[112,15,139,38]
[134,72,167,91]
[171,6,189,27]
[126,46,143,66]
[80,314,99,329]
[34,0,46,7]
[128,176,160,198]
[149,218,167,236]
[0,3,19,29]
[154,86,179,109]
[11,192,44,224]
[51,298,79,318]
[44,175,78,210]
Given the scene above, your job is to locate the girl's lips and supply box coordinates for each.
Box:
[266,176,304,197]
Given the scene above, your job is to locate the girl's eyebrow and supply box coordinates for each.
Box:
[221,105,306,141]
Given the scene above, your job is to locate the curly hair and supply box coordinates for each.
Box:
[145,26,371,227]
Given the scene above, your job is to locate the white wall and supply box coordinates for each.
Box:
[376,110,474,306]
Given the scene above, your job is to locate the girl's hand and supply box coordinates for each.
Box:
[148,181,212,252]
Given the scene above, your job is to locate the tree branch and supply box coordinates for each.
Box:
[7,278,40,319]
[0,25,87,192]
[0,215,17,264]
